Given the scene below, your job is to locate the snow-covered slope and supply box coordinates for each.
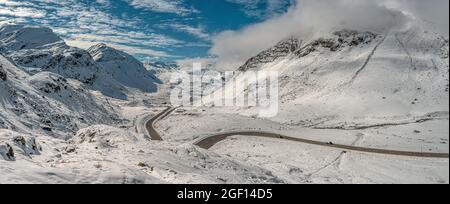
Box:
[0,125,284,184]
[1,22,447,184]
[88,43,161,93]
[144,61,179,74]
[150,25,448,184]
[0,54,121,139]
[0,24,161,100]
[0,25,63,52]
[8,42,99,82]
[209,26,449,127]
[238,37,301,72]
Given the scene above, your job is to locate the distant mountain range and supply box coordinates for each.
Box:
[1,24,162,100]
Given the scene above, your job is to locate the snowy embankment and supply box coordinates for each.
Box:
[0,126,285,184]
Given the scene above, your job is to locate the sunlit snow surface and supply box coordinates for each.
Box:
[1,23,449,184]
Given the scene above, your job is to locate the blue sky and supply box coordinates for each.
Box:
[0,0,293,62]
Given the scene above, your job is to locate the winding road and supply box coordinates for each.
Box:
[143,107,449,159]
[194,131,449,158]
[143,107,177,141]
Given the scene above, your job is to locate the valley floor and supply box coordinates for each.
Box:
[1,100,449,184]
[156,106,449,184]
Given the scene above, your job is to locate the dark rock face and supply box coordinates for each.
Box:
[294,30,378,57]
[238,30,379,72]
[440,39,449,59]
[0,65,6,81]
[238,38,301,72]
[5,143,14,160]
[39,76,67,94]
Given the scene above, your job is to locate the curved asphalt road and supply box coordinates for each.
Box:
[144,107,449,159]
[194,131,449,158]
[145,107,177,140]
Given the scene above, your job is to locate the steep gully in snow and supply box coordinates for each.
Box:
[349,35,387,84]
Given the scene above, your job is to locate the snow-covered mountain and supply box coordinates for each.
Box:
[0,24,167,138]
[1,58,282,183]
[208,26,449,127]
[0,24,161,100]
[0,25,63,51]
[144,61,179,71]
[1,21,448,184]
[0,25,95,82]
[88,43,161,93]
[238,30,379,72]
[0,55,121,138]
[238,37,301,72]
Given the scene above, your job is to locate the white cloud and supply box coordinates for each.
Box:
[210,0,449,70]
[0,0,31,6]
[0,7,47,18]
[125,0,198,16]
[165,23,210,41]
[225,0,260,17]
[226,0,292,19]
[0,0,185,59]
[0,0,47,18]
[66,32,183,48]
[95,0,111,7]
[176,57,218,71]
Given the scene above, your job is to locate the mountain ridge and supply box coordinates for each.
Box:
[208,27,449,127]
[0,24,161,100]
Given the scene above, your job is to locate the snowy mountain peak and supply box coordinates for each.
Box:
[0,25,163,99]
[0,24,24,39]
[0,24,98,83]
[228,27,449,125]
[144,61,179,75]
[238,37,301,71]
[87,43,161,93]
[87,43,129,63]
[294,30,379,57]
[238,30,380,72]
[0,24,63,52]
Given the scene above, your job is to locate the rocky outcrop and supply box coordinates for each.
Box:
[0,64,6,81]
[294,30,378,57]
[238,30,379,72]
[238,38,301,71]
[0,143,15,161]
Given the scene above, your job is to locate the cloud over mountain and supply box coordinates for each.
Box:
[210,0,449,70]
